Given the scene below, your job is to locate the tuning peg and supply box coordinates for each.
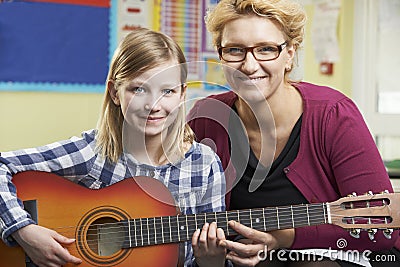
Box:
[383,229,393,239]
[367,229,377,240]
[381,190,389,194]
[350,228,361,238]
[348,192,357,197]
[367,191,373,195]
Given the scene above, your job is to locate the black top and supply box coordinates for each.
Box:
[229,107,307,210]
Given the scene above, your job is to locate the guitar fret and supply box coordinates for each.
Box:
[291,206,295,228]
[225,211,230,235]
[195,213,198,230]
[178,215,188,241]
[147,218,154,245]
[135,219,140,247]
[139,218,144,246]
[154,217,162,244]
[169,216,172,242]
[186,214,197,240]
[216,211,228,235]
[169,215,179,243]
[128,219,132,248]
[240,210,251,228]
[196,213,205,231]
[276,207,280,229]
[323,203,327,224]
[262,208,266,231]
[176,215,180,242]
[154,218,157,244]
[254,209,265,231]
[250,209,253,229]
[294,205,308,228]
[147,218,150,245]
[185,215,189,240]
[161,216,164,244]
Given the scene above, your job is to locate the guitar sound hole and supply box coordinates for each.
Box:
[86,217,124,256]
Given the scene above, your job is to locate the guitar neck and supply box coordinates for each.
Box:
[121,203,328,248]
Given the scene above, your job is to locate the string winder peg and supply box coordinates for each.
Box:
[367,228,377,240]
[349,228,361,238]
[383,229,393,239]
[348,192,357,197]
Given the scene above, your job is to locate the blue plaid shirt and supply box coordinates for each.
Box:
[0,129,226,266]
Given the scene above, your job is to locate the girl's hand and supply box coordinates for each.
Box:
[12,224,82,267]
[192,222,226,267]
[219,220,295,267]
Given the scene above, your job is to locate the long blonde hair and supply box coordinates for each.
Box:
[205,0,306,82]
[96,28,194,163]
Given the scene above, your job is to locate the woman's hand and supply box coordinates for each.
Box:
[219,221,295,267]
[11,224,82,267]
[192,222,227,267]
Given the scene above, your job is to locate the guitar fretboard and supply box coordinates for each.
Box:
[121,203,328,248]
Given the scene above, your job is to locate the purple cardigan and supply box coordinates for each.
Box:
[187,81,399,251]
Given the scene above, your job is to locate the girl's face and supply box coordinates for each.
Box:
[220,15,294,102]
[111,60,185,139]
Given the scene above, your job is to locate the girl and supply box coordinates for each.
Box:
[0,28,226,267]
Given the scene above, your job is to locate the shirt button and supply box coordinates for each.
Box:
[283,168,290,174]
[149,170,155,177]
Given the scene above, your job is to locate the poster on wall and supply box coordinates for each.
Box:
[159,0,202,80]
[117,0,153,42]
[202,0,218,53]
[311,0,340,63]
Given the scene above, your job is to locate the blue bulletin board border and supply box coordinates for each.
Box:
[0,0,118,93]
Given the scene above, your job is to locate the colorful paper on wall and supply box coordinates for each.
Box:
[159,0,202,79]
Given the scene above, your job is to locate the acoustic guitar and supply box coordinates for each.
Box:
[0,171,399,267]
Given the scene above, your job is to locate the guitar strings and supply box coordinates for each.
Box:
[42,203,391,250]
[52,214,331,252]
[50,203,390,238]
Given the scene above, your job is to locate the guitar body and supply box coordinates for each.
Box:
[0,171,180,267]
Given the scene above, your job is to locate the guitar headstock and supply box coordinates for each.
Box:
[328,191,400,239]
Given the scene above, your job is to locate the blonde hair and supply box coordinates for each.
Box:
[205,0,306,80]
[96,28,194,163]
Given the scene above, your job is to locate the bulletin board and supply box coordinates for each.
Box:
[0,0,227,93]
[0,0,117,93]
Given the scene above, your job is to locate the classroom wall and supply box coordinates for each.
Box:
[0,91,103,151]
[303,0,354,97]
[0,0,354,151]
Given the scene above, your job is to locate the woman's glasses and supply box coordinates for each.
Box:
[218,42,287,62]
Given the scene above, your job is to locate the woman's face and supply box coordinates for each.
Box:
[112,60,185,139]
[220,15,294,102]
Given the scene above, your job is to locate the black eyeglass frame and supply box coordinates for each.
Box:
[217,41,288,63]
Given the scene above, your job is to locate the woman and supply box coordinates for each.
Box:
[187,0,399,266]
[0,28,226,267]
